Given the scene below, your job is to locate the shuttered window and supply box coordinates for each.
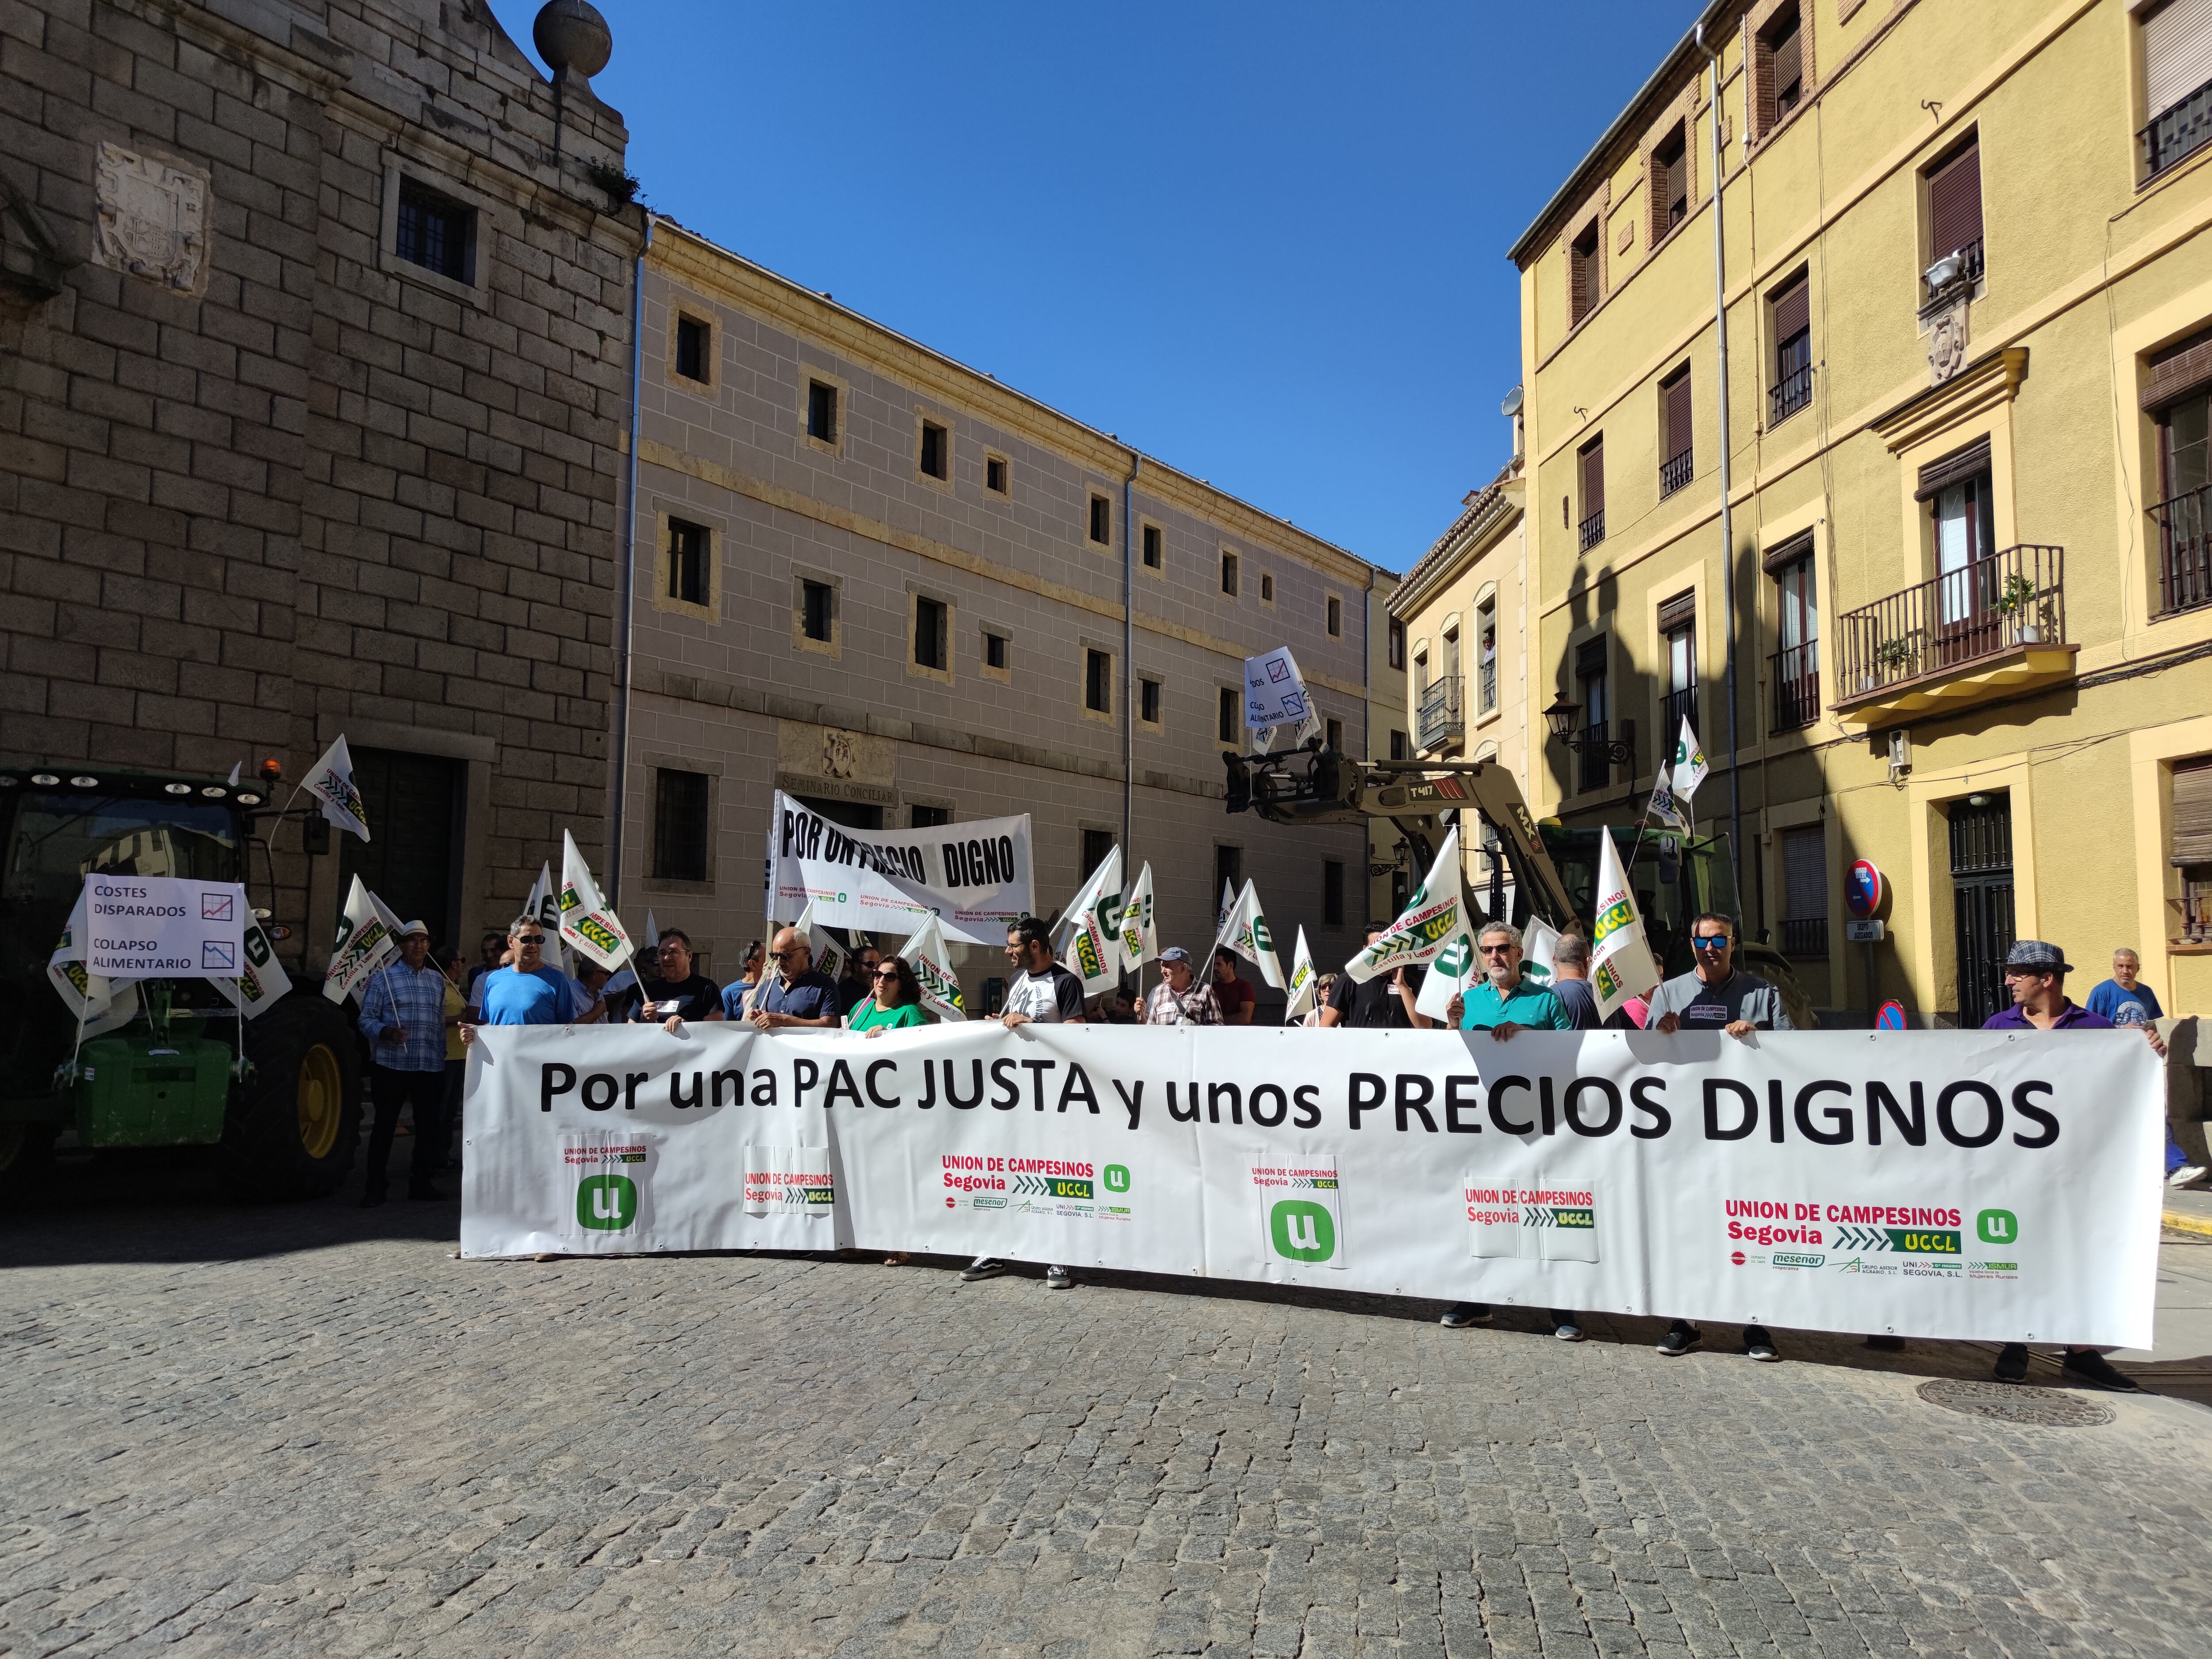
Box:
[1657,589,1697,633]
[1651,125,1688,240]
[1754,3,1805,136]
[1569,222,1600,326]
[1579,438,1605,515]
[1927,138,1983,265]
[2174,756,2212,865]
[1663,367,1693,461]
[1772,274,1810,348]
[2144,326,2212,412]
[2145,0,2212,119]
[1914,436,1992,501]
[1782,826,1827,919]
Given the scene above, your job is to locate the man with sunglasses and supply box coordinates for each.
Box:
[1647,911,1792,1362]
[460,914,577,1041]
[728,926,842,1030]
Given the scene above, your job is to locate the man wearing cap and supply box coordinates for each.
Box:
[357,920,451,1206]
[1144,946,1221,1024]
[1984,938,2162,1390]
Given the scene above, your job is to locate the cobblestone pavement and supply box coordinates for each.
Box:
[4,1153,2212,1659]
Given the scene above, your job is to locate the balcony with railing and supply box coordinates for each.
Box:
[1661,686,1696,745]
[1832,543,2076,726]
[1478,656,1497,715]
[1659,448,1694,498]
[1922,238,1985,304]
[2143,78,2212,178]
[1770,640,1819,732]
[1768,362,1814,426]
[2151,484,2212,616]
[1779,917,1829,958]
[1417,675,1463,751]
[1578,719,1618,793]
[1578,509,1605,552]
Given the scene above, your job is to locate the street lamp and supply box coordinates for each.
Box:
[1543,692,1581,741]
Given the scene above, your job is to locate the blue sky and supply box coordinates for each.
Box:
[490,2,1697,572]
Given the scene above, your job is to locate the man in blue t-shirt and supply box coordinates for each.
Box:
[2086,948,2164,1023]
[460,915,575,1042]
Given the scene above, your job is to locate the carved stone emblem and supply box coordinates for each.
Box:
[1925,292,1969,386]
[92,142,208,294]
[821,728,857,780]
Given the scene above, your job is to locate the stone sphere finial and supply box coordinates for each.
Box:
[534,0,612,79]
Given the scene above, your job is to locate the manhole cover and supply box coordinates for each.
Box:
[1916,1378,2113,1425]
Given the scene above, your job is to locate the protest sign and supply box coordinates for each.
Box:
[1243,647,1321,753]
[461,1022,2164,1347]
[766,792,1032,945]
[79,873,249,982]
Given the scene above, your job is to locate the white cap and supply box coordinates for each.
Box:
[398,919,430,939]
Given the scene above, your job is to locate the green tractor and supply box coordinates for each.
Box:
[0,765,361,1197]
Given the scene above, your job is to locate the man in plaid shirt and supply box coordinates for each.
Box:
[357,920,452,1206]
[1142,946,1221,1025]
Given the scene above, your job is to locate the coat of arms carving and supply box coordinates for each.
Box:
[1925,292,1969,386]
[92,142,208,294]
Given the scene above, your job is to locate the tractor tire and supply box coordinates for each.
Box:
[221,995,361,1200]
[0,1122,56,1197]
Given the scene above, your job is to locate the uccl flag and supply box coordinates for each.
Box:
[1672,718,1710,802]
[558,829,634,972]
[1283,926,1318,1023]
[1060,843,1124,994]
[1588,828,1662,1020]
[303,735,371,841]
[47,888,140,1038]
[1215,879,1286,990]
[1117,861,1157,972]
[323,874,403,1003]
[1347,826,1467,986]
[899,911,967,1022]
[1413,832,1482,1021]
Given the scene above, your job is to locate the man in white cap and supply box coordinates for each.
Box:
[357,920,452,1206]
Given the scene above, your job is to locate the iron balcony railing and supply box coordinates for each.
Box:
[1769,361,1814,425]
[1661,686,1697,745]
[1836,544,2065,703]
[1659,448,1694,498]
[1578,509,1605,552]
[2151,484,2212,617]
[1770,640,1820,732]
[1780,917,1829,958]
[1924,237,1985,303]
[1578,720,1616,793]
[1417,675,1463,750]
[1478,657,1497,714]
[2143,78,2212,177]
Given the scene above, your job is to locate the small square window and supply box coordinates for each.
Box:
[920,420,949,481]
[801,579,834,642]
[984,630,1009,672]
[675,315,709,382]
[1141,524,1163,568]
[1260,572,1275,603]
[911,804,951,829]
[1325,718,1344,752]
[1323,860,1345,926]
[1218,686,1240,745]
[1221,550,1240,596]
[986,454,1008,494]
[808,380,839,444]
[668,518,710,607]
[1140,677,1162,724]
[1083,827,1117,876]
[1326,595,1342,637]
[1089,494,1111,545]
[1085,649,1113,714]
[396,180,473,283]
[914,596,949,670]
[651,768,710,883]
[1390,729,1408,761]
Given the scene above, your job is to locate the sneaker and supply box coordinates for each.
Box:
[1657,1321,1702,1357]
[960,1257,1007,1282]
[2169,1164,2207,1189]
[2059,1349,2142,1392]
[1552,1317,1584,1343]
[1993,1341,2029,1383]
[1439,1302,1492,1329]
[1743,1325,1779,1363]
[1043,1264,1074,1290]
[1863,1335,1905,1352]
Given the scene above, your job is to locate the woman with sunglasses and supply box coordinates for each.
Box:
[847,955,930,1034]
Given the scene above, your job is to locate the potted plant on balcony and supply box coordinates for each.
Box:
[1870,637,1916,686]
[1994,572,2047,642]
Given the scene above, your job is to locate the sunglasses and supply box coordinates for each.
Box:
[872,968,899,981]
[772,947,806,960]
[514,934,546,946]
[1691,935,1732,949]
[1478,944,1515,956]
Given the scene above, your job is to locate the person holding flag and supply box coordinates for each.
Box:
[355,920,450,1206]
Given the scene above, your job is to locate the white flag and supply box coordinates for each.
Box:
[558,829,634,972]
[1217,879,1236,937]
[1283,926,1319,1023]
[1672,718,1710,803]
[1412,835,1481,1022]
[793,899,849,988]
[1059,843,1124,995]
[322,874,401,1003]
[1347,826,1469,986]
[303,736,371,841]
[1647,763,1690,832]
[1520,914,1563,987]
[226,761,242,786]
[1589,827,1663,1021]
[899,911,967,1022]
[526,861,573,977]
[1214,878,1286,990]
[1117,861,1158,972]
[47,889,140,1038]
[211,917,289,1022]
[1244,646,1322,753]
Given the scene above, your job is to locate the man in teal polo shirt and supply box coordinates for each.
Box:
[1441,922,1579,1340]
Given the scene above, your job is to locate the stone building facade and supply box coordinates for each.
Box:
[616,220,1385,1008]
[0,0,640,962]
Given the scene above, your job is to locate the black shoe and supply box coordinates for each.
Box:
[960,1258,1007,1282]
[1439,1301,1492,1329]
[357,1190,386,1209]
[1993,1342,2029,1383]
[1657,1321,1701,1357]
[407,1184,444,1202]
[2060,1349,2142,1392]
[1743,1325,1779,1363]
[1863,1335,1905,1351]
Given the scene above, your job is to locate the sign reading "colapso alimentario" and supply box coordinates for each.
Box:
[81,874,248,980]
[458,1025,2164,1348]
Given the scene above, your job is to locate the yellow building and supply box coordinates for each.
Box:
[1509,0,2212,1025]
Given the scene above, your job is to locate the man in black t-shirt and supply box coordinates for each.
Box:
[1319,924,1432,1028]
[634,929,722,1023]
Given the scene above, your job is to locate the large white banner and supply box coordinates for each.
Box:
[460,1025,2164,1347]
[765,791,1033,945]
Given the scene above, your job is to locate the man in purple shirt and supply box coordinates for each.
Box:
[1982,940,2161,1391]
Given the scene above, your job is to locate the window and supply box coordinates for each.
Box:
[2149,330,2212,613]
[675,315,709,382]
[1260,572,1275,603]
[1140,676,1162,724]
[1767,533,1819,730]
[1323,860,1345,926]
[983,629,1009,672]
[1769,272,1812,425]
[1651,122,1688,240]
[1476,597,1498,713]
[1326,595,1342,637]
[2174,756,2212,942]
[801,579,834,642]
[1387,617,1405,670]
[914,596,948,671]
[1925,136,1984,291]
[981,978,1006,1017]
[1389,729,1408,761]
[1325,717,1344,752]
[1142,523,1163,568]
[1659,364,1694,494]
[651,768,710,883]
[1220,549,1240,596]
[668,518,709,607]
[986,453,1008,494]
[1215,844,1243,899]
[1569,219,1600,327]
[395,180,473,283]
[2143,0,2212,175]
[911,804,952,829]
[919,419,949,481]
[1756,3,1805,136]
[1575,634,1611,793]
[1659,588,1696,742]
[1085,649,1112,714]
[1920,442,1996,638]
[1089,494,1111,545]
[1218,686,1240,745]
[1083,828,1117,876]
[807,379,839,444]
[1577,436,1605,551]
[1779,824,1828,957]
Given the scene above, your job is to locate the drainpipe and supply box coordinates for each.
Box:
[1122,450,1139,986]
[609,209,653,907]
[1694,23,1745,919]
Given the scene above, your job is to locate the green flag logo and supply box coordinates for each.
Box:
[577,1173,637,1231]
[1270,1199,1336,1263]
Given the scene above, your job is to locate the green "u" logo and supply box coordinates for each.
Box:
[1270,1199,1335,1263]
[577,1173,637,1231]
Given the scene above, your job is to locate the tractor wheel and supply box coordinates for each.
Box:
[0,1122,56,1196]
[221,995,361,1200]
